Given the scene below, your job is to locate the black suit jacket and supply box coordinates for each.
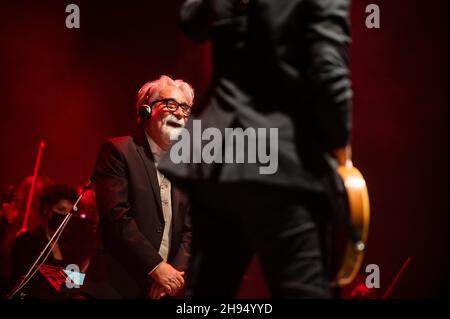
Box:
[83,129,191,298]
[159,0,352,193]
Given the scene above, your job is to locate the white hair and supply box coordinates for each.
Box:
[135,75,194,117]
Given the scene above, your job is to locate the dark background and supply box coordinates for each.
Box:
[0,0,448,298]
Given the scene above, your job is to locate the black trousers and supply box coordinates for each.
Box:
[185,182,331,298]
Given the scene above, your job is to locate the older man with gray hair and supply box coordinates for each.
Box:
[83,75,193,299]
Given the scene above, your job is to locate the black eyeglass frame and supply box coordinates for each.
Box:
[150,98,192,116]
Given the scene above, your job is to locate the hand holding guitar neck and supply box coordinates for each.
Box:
[332,145,353,167]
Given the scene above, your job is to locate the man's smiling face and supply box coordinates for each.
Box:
[147,85,191,150]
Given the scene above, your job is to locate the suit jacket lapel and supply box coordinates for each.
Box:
[134,133,163,214]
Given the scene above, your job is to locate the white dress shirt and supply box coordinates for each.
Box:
[145,132,172,264]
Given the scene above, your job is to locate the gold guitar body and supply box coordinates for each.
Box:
[332,164,370,287]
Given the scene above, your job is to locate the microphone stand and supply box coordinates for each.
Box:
[5,178,94,299]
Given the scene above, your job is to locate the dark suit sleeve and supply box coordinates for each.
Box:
[179,0,211,42]
[303,0,353,150]
[172,203,192,272]
[94,141,163,277]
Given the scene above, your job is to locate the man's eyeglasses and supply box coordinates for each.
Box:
[150,98,192,116]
